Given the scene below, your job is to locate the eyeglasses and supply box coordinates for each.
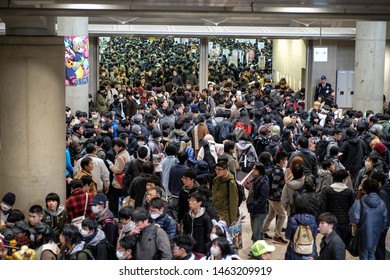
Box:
[215,167,225,171]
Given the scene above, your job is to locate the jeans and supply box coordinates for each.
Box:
[359,247,377,260]
[262,200,287,238]
[250,213,267,242]
[375,228,389,260]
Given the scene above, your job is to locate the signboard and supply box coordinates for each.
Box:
[314,47,328,62]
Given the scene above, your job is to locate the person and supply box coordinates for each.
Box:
[201,237,240,260]
[161,144,178,196]
[249,240,275,260]
[65,179,94,223]
[281,164,305,217]
[80,217,115,260]
[117,206,135,242]
[349,178,387,260]
[73,143,110,194]
[74,157,98,195]
[0,192,16,229]
[321,169,354,245]
[244,163,269,242]
[211,160,238,226]
[182,192,212,255]
[177,169,200,224]
[340,127,367,186]
[262,151,288,243]
[147,197,177,241]
[107,138,131,215]
[284,197,318,260]
[59,225,93,260]
[32,222,60,260]
[116,235,137,260]
[28,205,44,227]
[0,233,8,260]
[89,193,117,247]
[43,192,67,243]
[168,150,189,214]
[172,234,197,260]
[316,160,335,193]
[288,136,318,177]
[131,207,172,260]
[314,75,333,101]
[314,212,346,260]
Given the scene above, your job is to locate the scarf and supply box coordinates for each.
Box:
[246,174,261,204]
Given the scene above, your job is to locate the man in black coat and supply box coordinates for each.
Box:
[315,212,346,260]
[314,75,333,101]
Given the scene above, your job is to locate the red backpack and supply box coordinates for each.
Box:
[235,121,252,135]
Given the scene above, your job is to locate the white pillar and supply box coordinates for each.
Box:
[58,17,90,114]
[0,36,65,213]
[354,21,387,114]
[199,38,209,90]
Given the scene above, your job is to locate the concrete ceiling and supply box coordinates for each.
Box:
[1,0,390,37]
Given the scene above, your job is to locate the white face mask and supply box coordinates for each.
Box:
[150,213,161,220]
[80,229,90,237]
[156,137,162,142]
[365,161,372,170]
[210,246,221,257]
[116,250,126,260]
[1,202,11,212]
[122,221,136,232]
[91,113,98,119]
[186,85,191,90]
[138,141,145,146]
[91,205,101,214]
[210,233,218,241]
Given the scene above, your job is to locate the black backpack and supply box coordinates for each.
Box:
[316,139,329,163]
[253,135,270,157]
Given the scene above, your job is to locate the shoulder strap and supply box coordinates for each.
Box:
[83,193,88,216]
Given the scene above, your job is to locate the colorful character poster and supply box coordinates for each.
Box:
[246,49,255,63]
[64,36,89,86]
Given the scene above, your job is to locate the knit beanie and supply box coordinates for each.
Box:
[374,142,387,155]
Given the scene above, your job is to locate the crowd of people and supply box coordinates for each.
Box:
[1,37,390,261]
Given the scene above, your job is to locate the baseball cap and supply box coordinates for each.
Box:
[321,75,327,80]
[132,125,142,135]
[250,240,275,257]
[90,193,107,205]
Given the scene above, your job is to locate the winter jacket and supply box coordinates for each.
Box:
[177,182,199,223]
[129,173,163,208]
[212,172,239,226]
[83,228,113,260]
[110,149,131,189]
[379,183,390,228]
[281,177,305,216]
[285,213,318,260]
[161,156,179,195]
[269,165,285,201]
[349,193,387,249]
[316,169,333,193]
[168,164,189,197]
[289,148,318,177]
[154,212,177,241]
[247,175,269,215]
[135,223,172,260]
[95,207,117,247]
[340,136,366,175]
[43,205,67,243]
[322,182,354,224]
[317,230,346,260]
[182,207,212,254]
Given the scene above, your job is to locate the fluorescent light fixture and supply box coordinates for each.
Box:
[51,4,114,10]
[262,7,326,13]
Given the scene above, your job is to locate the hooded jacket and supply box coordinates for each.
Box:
[83,228,112,260]
[340,136,366,174]
[322,182,354,224]
[281,177,305,216]
[285,213,318,260]
[182,207,212,254]
[289,148,318,177]
[316,169,333,193]
[43,204,67,242]
[212,171,238,226]
[349,193,387,249]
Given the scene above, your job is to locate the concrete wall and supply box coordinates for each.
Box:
[272,39,307,91]
[309,40,355,107]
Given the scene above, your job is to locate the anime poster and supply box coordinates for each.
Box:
[259,56,266,68]
[228,50,238,67]
[229,223,243,249]
[64,36,89,86]
[247,49,255,63]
